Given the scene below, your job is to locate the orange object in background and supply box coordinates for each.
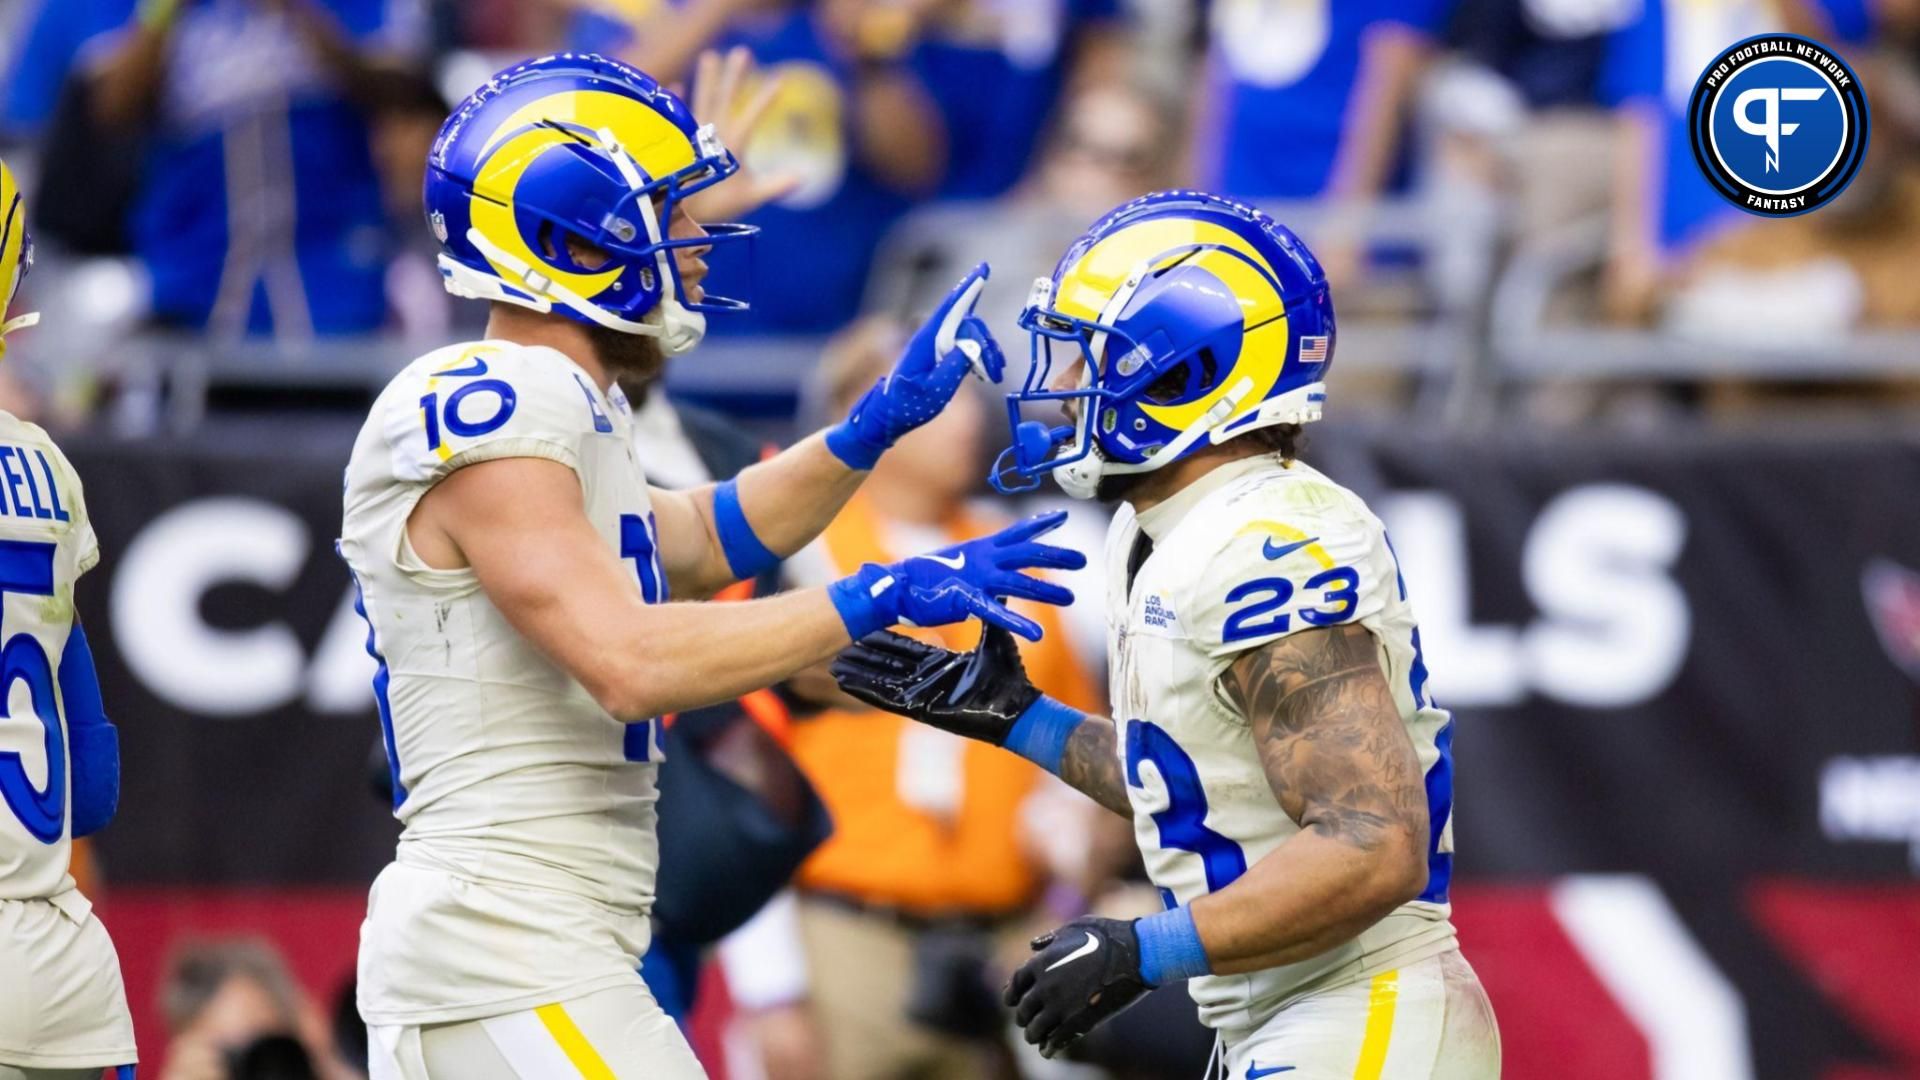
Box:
[789,492,1099,916]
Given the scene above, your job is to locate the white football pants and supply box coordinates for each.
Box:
[1223,950,1501,1079]
[368,983,704,1080]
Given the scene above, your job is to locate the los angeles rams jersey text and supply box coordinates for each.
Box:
[341,340,668,1026]
[1106,453,1458,1040]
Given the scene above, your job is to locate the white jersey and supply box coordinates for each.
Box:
[341,341,668,1026]
[1106,454,1458,1041]
[0,411,136,1069]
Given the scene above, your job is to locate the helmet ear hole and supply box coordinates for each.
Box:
[536,221,615,271]
[1141,347,1218,405]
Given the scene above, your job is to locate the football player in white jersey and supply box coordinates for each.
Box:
[835,191,1502,1078]
[339,55,1083,1079]
[0,160,137,1080]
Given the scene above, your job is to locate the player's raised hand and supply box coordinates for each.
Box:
[683,47,801,224]
[826,510,1084,642]
[824,263,1005,470]
[832,624,1040,744]
[1006,916,1152,1058]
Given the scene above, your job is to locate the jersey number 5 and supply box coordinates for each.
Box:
[1125,719,1247,894]
[0,541,64,843]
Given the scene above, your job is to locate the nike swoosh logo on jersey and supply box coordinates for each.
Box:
[1044,931,1100,972]
[1247,1066,1296,1078]
[922,552,967,570]
[1262,536,1320,561]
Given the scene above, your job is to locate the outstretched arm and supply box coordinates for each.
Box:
[648,431,864,599]
[432,457,850,718]
[412,459,1080,720]
[651,265,1001,598]
[1194,623,1430,972]
[831,627,1131,816]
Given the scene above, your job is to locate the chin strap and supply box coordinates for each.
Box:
[0,311,39,360]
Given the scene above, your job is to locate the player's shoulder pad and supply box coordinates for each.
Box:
[379,341,622,484]
[1170,465,1394,659]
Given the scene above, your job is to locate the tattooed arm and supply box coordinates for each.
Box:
[1190,623,1430,974]
[1055,712,1132,817]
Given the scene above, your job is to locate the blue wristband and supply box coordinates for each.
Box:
[1002,696,1083,774]
[1135,905,1211,987]
[712,478,779,581]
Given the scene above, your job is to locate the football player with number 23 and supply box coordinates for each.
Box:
[836,191,1503,1078]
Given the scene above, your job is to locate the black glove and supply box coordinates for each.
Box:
[1004,916,1152,1059]
[830,624,1041,746]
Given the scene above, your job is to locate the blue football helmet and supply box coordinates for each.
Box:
[0,158,38,360]
[990,190,1335,499]
[426,53,752,355]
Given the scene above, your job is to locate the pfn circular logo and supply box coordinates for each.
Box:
[1688,34,1868,217]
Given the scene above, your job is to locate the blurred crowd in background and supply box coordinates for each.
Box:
[3,1,1919,1079]
[0,0,1914,432]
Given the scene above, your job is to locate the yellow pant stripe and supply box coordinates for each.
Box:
[534,1003,617,1080]
[1353,968,1401,1080]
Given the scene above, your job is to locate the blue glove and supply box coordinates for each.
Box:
[825,263,1005,470]
[827,510,1085,642]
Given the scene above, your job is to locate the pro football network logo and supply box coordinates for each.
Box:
[1687,34,1869,217]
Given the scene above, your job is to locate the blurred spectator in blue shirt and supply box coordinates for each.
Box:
[907,0,1130,200]
[1597,0,1780,321]
[84,0,426,338]
[1446,0,1625,109]
[1425,0,1638,279]
[1193,0,1455,202]
[574,0,945,335]
[1192,0,1456,293]
[1,0,137,139]
[866,77,1180,351]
